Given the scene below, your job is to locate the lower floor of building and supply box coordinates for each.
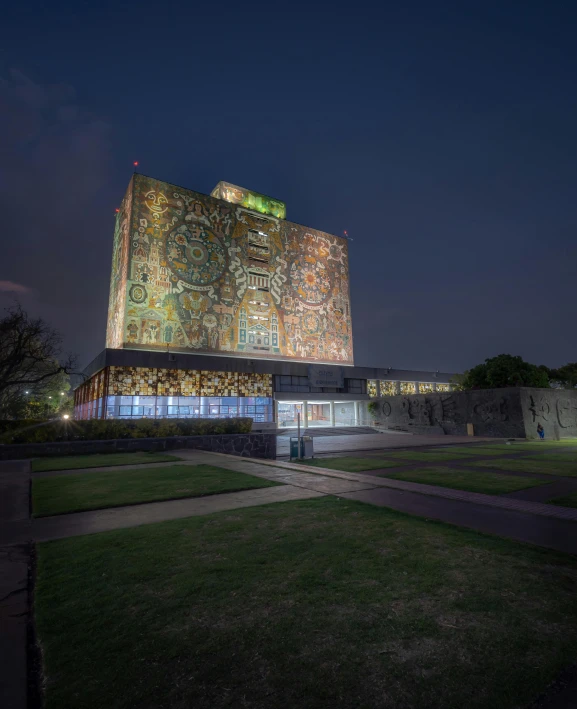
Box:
[73,357,454,427]
[77,396,364,427]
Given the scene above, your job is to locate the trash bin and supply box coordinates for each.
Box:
[290,436,314,459]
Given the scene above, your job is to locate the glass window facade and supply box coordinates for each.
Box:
[436,383,451,392]
[400,382,416,395]
[105,395,273,422]
[419,382,435,393]
[380,380,397,396]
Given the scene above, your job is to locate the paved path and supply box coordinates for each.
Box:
[340,487,577,556]
[276,431,498,456]
[29,486,326,543]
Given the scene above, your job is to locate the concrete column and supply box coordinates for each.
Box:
[330,401,335,426]
[433,383,437,392]
[354,401,360,425]
[414,382,420,395]
[395,381,401,395]
[274,399,279,426]
[375,379,381,397]
[303,400,308,429]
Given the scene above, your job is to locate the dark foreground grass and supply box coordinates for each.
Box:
[528,452,577,462]
[382,466,547,494]
[31,452,180,472]
[471,459,577,477]
[36,497,577,709]
[549,493,577,509]
[300,456,400,472]
[32,464,280,516]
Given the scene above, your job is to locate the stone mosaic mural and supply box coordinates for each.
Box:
[106,178,133,348]
[105,174,353,364]
[76,367,273,401]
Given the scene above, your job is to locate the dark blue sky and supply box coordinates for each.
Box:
[1,1,576,372]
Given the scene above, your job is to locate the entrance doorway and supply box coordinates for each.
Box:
[277,402,303,428]
[307,403,331,427]
[276,401,359,427]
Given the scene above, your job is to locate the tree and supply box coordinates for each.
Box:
[549,363,577,389]
[460,354,550,390]
[0,305,77,419]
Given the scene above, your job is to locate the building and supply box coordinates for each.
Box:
[75,173,456,425]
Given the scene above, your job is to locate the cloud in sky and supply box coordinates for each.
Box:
[0,280,30,293]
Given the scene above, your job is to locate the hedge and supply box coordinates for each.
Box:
[0,417,253,444]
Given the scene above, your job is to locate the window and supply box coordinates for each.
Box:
[345,378,366,394]
[400,382,416,395]
[380,381,397,396]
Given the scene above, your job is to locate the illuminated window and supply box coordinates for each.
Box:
[400,382,416,395]
[419,383,434,394]
[367,380,377,397]
[380,380,397,396]
[436,383,450,392]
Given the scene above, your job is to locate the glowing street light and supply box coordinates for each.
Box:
[60,392,65,396]
[62,414,70,420]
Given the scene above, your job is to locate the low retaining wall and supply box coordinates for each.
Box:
[361,387,577,439]
[0,433,276,461]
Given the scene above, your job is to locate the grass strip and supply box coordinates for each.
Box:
[31,452,180,473]
[32,464,280,516]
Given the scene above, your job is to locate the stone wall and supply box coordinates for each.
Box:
[0,433,276,461]
[520,388,577,440]
[362,387,577,439]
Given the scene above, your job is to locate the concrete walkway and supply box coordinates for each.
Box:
[30,486,326,543]
[276,430,498,456]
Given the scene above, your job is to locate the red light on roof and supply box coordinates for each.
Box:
[115,208,119,213]
[133,161,139,167]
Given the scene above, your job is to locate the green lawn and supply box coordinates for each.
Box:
[32,464,280,517]
[549,493,577,509]
[472,441,577,453]
[31,452,181,472]
[382,466,547,495]
[527,452,577,462]
[384,450,480,462]
[300,456,401,472]
[471,459,577,477]
[36,497,577,709]
[427,446,508,456]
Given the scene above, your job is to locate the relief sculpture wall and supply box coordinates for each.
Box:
[364,387,577,438]
[105,174,353,364]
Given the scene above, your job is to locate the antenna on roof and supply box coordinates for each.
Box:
[343,230,354,241]
[133,161,139,173]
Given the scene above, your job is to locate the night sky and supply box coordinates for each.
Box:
[1,1,576,373]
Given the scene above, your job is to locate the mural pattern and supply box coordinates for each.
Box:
[100,366,273,398]
[105,174,353,364]
[106,179,133,348]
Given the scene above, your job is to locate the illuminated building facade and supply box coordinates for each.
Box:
[106,174,353,364]
[76,173,456,424]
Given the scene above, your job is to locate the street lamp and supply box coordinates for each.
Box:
[62,414,70,420]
